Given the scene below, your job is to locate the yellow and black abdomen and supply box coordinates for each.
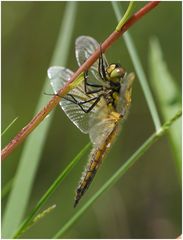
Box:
[74,118,120,207]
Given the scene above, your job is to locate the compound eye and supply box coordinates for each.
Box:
[106,64,116,75]
[110,67,126,78]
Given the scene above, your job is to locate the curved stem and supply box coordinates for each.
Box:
[115,1,135,32]
[1,1,160,160]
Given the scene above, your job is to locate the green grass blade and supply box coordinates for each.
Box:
[112,2,161,131]
[53,110,181,238]
[13,143,91,239]
[148,37,182,178]
[2,2,78,238]
[1,117,18,136]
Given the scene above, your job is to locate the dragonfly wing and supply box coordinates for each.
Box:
[48,66,73,93]
[89,118,116,145]
[75,36,108,83]
[48,66,100,133]
[88,104,117,145]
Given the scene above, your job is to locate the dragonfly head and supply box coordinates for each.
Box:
[106,63,126,82]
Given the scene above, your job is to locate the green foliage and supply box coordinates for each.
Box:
[2,2,181,239]
[13,143,90,238]
[148,37,182,176]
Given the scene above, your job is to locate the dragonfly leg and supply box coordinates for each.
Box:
[84,71,103,94]
[66,93,103,113]
[81,95,103,113]
[98,45,108,81]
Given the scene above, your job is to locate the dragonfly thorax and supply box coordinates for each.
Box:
[103,89,120,111]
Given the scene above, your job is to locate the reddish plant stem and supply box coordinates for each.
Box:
[1,1,160,160]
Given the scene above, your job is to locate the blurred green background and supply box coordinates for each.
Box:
[2,2,181,238]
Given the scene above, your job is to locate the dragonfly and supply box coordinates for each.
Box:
[48,36,135,207]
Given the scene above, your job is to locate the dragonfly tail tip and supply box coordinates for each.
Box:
[73,200,78,208]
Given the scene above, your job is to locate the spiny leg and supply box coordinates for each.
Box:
[98,44,108,81]
[84,70,103,94]
[64,93,103,113]
[77,47,104,94]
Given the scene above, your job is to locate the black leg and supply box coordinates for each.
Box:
[98,45,108,81]
[65,93,103,113]
[62,95,78,104]
[84,71,103,94]
[82,95,102,113]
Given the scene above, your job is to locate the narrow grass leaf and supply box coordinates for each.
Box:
[112,2,161,131]
[53,110,181,238]
[2,2,78,238]
[17,204,56,238]
[13,142,91,239]
[1,117,19,136]
[148,37,182,177]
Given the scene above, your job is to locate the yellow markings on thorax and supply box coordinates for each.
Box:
[110,111,121,121]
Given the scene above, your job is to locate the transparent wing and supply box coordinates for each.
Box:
[48,66,101,133]
[48,66,73,93]
[89,104,117,145]
[89,118,116,145]
[75,36,108,83]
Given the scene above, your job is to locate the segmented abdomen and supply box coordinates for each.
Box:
[74,123,119,207]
